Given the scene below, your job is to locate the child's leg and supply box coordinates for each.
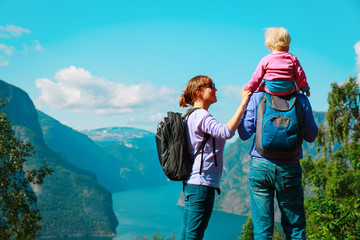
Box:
[264,80,296,96]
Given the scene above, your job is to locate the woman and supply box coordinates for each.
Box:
[179,75,251,240]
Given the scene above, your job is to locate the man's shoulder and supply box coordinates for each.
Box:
[252,91,265,99]
[293,92,309,105]
[251,91,266,102]
[246,92,265,111]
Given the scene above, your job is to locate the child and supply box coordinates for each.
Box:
[245,27,310,97]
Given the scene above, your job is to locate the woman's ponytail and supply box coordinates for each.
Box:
[179,92,192,107]
[179,93,188,107]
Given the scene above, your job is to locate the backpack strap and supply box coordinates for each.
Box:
[198,133,211,175]
[197,133,217,175]
[213,137,217,167]
[183,107,200,119]
[184,108,217,175]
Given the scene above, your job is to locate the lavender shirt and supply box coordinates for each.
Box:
[184,108,235,189]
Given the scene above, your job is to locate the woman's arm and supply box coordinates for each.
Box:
[226,86,252,131]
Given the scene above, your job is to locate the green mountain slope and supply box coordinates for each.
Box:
[0,80,118,238]
[81,127,167,189]
[38,114,168,191]
[37,111,126,192]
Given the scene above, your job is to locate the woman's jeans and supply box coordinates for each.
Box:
[180,184,215,240]
[248,158,306,240]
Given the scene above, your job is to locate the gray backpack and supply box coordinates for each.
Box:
[155,108,216,181]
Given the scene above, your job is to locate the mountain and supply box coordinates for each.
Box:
[37,114,168,192]
[0,80,118,238]
[79,127,168,189]
[81,127,155,148]
[37,111,126,192]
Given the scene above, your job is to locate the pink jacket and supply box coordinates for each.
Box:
[245,52,309,93]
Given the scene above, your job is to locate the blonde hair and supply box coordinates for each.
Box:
[265,27,291,52]
[179,75,213,107]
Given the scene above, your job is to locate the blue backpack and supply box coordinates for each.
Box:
[255,92,304,160]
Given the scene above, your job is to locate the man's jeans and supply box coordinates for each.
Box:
[180,184,215,240]
[248,158,306,240]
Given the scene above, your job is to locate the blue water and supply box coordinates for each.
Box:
[44,183,248,240]
[112,182,248,240]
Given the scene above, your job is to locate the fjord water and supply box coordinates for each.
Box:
[51,182,247,240]
[112,182,248,240]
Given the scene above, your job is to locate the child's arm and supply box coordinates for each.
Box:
[293,57,310,94]
[245,58,266,92]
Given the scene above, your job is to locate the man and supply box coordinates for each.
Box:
[238,91,318,240]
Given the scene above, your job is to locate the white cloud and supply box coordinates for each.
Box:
[35,66,176,115]
[0,25,44,67]
[355,41,360,82]
[0,56,10,66]
[0,43,15,55]
[33,40,44,51]
[150,112,166,123]
[0,25,31,38]
[222,85,243,100]
[22,40,45,54]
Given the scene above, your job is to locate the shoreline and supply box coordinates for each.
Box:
[39,233,118,239]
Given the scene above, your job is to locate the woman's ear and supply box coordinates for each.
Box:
[194,89,202,100]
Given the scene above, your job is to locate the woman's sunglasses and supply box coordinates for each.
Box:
[197,82,216,90]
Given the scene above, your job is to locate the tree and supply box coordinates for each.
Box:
[301,77,360,239]
[272,225,285,240]
[0,101,52,240]
[134,232,176,240]
[238,216,284,240]
[238,217,254,240]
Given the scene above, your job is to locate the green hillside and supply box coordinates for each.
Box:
[38,113,168,191]
[37,110,125,192]
[0,80,118,238]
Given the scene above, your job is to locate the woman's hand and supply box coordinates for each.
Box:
[226,85,252,131]
[241,86,252,106]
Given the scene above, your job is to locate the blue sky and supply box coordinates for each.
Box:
[1,0,359,132]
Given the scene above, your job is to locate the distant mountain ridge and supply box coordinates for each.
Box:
[0,80,118,238]
[38,111,128,192]
[39,116,167,192]
[80,127,154,148]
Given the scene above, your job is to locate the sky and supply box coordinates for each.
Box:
[0,0,359,133]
